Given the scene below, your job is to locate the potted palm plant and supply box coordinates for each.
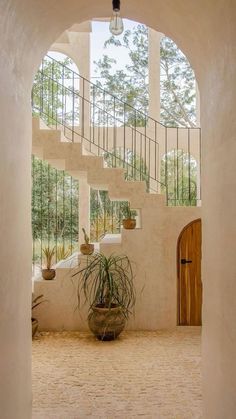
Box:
[121,202,137,229]
[42,245,56,280]
[72,252,135,341]
[32,294,45,338]
[80,228,94,255]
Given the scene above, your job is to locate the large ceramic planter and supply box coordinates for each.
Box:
[122,218,136,229]
[42,268,56,280]
[88,304,126,341]
[80,243,94,255]
[32,318,38,338]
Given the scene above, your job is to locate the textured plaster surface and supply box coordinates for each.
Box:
[33,121,201,331]
[1,1,236,417]
[32,328,202,418]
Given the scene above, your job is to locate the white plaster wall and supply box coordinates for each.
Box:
[0,15,32,419]
[33,207,201,331]
[1,1,236,418]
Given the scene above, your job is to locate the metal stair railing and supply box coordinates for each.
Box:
[32,54,201,205]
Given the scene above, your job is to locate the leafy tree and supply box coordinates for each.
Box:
[32,156,79,263]
[93,24,196,128]
[160,150,197,205]
[93,24,148,126]
[104,148,149,189]
[32,55,76,126]
[160,37,196,127]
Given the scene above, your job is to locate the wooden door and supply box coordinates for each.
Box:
[177,219,202,325]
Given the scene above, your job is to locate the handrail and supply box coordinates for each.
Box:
[32,55,201,204]
[44,55,168,129]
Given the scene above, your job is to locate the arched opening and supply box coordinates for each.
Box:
[30,15,203,419]
[177,218,202,325]
[3,2,236,419]
[161,149,200,206]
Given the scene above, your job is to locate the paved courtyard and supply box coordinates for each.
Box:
[32,328,202,418]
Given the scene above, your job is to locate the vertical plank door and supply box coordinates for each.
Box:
[177,219,202,325]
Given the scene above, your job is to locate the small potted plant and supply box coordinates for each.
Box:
[32,294,45,338]
[121,202,137,229]
[80,228,94,255]
[42,245,56,280]
[72,252,135,341]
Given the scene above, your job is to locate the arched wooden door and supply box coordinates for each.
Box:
[177,219,202,325]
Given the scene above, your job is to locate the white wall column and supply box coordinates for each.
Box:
[148,29,163,193]
[148,29,163,121]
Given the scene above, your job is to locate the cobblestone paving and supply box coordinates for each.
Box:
[32,328,202,419]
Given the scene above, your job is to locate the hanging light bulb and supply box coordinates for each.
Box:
[109,0,124,36]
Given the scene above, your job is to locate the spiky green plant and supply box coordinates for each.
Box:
[42,246,55,269]
[121,202,137,220]
[32,294,45,312]
[82,228,90,245]
[57,244,72,261]
[72,252,135,319]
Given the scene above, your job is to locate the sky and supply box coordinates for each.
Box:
[49,19,138,77]
[90,19,137,78]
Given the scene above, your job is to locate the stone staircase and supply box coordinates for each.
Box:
[32,117,165,223]
[32,117,201,331]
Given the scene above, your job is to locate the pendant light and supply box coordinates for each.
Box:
[109,0,124,36]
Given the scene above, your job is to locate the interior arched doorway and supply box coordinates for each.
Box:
[177,218,202,325]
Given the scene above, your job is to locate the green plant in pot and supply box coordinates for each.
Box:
[42,246,56,280]
[32,294,45,338]
[72,252,135,341]
[80,228,94,255]
[121,202,137,230]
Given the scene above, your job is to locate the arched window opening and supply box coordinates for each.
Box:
[161,149,199,206]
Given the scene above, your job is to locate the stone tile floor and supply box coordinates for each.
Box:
[32,327,202,419]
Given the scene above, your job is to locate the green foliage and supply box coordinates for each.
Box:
[104,148,150,190]
[72,252,135,318]
[32,294,45,311]
[93,24,196,128]
[82,228,90,245]
[32,55,75,126]
[56,244,72,261]
[32,156,79,264]
[161,150,197,205]
[94,24,148,126]
[160,37,196,127]
[42,246,55,269]
[120,202,137,220]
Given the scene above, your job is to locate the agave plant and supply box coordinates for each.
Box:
[72,252,135,319]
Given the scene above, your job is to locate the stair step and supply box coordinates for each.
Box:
[87,168,125,190]
[65,155,103,172]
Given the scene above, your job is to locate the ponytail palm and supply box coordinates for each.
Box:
[72,252,135,319]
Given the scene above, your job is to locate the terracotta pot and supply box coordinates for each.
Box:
[32,318,38,338]
[42,268,56,280]
[80,243,94,255]
[88,304,126,341]
[122,218,136,229]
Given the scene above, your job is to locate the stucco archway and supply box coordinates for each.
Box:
[1,2,236,418]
